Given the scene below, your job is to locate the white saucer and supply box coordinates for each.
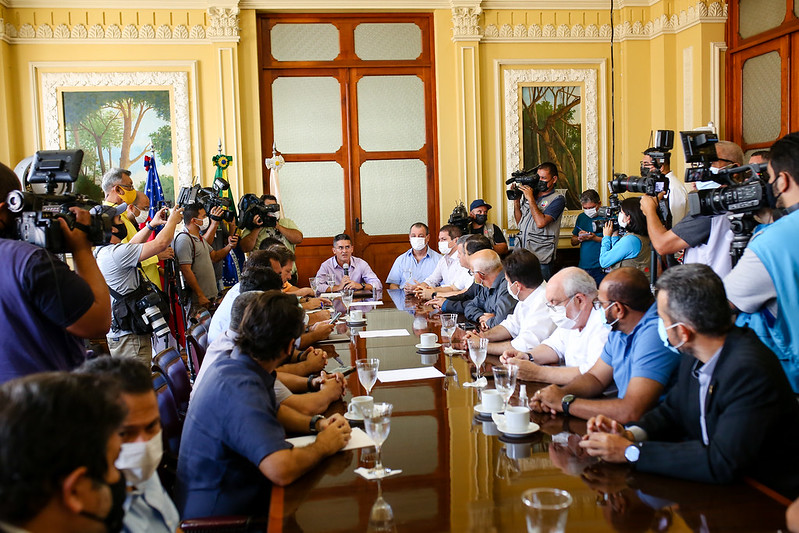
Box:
[415,343,441,350]
[491,414,540,436]
[473,403,503,416]
[346,318,367,326]
[344,411,364,422]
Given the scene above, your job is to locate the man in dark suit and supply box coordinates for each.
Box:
[579,263,799,500]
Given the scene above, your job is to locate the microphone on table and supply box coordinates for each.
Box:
[343,263,349,277]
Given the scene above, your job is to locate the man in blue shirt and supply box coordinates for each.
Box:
[176,291,351,519]
[387,222,441,289]
[531,267,679,424]
[571,189,604,287]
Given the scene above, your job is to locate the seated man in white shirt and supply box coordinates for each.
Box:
[465,249,555,355]
[500,267,609,384]
[413,225,473,299]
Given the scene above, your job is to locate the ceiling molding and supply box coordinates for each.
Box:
[4,0,235,7]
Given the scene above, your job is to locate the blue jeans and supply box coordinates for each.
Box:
[540,262,554,281]
[583,267,606,288]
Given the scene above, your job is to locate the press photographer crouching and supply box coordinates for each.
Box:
[95,202,184,363]
[0,159,111,384]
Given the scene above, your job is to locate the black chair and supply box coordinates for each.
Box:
[153,347,192,418]
[152,369,182,458]
[185,334,205,382]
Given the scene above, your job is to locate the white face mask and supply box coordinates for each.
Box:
[696,174,722,190]
[135,209,149,225]
[115,430,164,486]
[583,208,598,218]
[196,217,210,231]
[410,237,426,251]
[617,212,628,228]
[548,295,580,330]
[438,241,450,255]
[509,281,521,301]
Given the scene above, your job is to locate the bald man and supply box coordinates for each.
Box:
[528,267,680,424]
[640,140,744,278]
[463,249,516,330]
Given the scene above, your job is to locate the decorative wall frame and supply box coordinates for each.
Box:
[504,66,601,227]
[35,64,200,193]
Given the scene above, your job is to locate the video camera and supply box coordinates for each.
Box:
[176,177,235,222]
[681,130,721,184]
[505,167,549,201]
[7,150,113,253]
[447,201,471,234]
[592,190,622,234]
[237,193,281,230]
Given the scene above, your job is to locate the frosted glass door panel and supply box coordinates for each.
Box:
[354,23,422,60]
[272,77,343,154]
[358,76,425,152]
[279,162,345,238]
[739,0,785,39]
[271,24,340,61]
[360,159,427,235]
[742,52,782,144]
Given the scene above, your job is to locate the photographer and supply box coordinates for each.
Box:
[641,147,688,224]
[640,140,744,278]
[129,191,175,289]
[599,197,652,275]
[724,132,799,392]
[201,205,240,291]
[0,162,111,383]
[467,199,508,255]
[239,195,303,273]
[512,162,566,280]
[95,203,183,362]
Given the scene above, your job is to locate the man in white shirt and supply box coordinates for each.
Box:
[641,147,688,225]
[413,225,473,299]
[500,267,609,384]
[465,248,554,355]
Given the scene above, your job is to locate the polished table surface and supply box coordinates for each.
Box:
[268,291,790,532]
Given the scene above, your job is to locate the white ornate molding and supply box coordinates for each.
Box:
[38,69,195,188]
[483,1,726,43]
[1,6,238,43]
[452,6,483,42]
[504,67,599,228]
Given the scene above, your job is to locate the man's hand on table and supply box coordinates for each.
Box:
[499,348,529,365]
[530,384,565,415]
[478,313,495,330]
[428,296,445,309]
[317,371,347,400]
[577,415,635,463]
[316,413,352,454]
[303,348,329,374]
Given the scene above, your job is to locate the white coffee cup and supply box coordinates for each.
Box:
[481,389,504,412]
[504,405,531,431]
[420,332,438,347]
[350,309,364,322]
[347,395,374,418]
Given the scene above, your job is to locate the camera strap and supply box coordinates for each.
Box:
[174,231,196,264]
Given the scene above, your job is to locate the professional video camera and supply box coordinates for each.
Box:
[505,167,549,201]
[681,130,721,185]
[447,201,471,234]
[237,193,280,230]
[592,190,622,234]
[7,150,113,253]
[176,177,235,222]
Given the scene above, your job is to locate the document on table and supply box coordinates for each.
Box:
[357,329,410,338]
[350,300,383,306]
[377,367,445,383]
[286,427,375,451]
[316,333,351,345]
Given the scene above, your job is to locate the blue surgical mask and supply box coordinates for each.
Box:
[601,301,620,330]
[657,318,686,353]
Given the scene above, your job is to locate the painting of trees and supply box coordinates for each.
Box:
[521,85,583,209]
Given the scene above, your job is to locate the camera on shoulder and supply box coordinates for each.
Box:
[237,193,280,230]
[176,177,235,222]
[505,166,549,201]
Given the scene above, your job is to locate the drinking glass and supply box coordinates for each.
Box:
[342,288,354,313]
[367,480,397,533]
[309,277,319,297]
[521,488,573,533]
[440,313,458,349]
[401,268,414,289]
[492,364,518,411]
[467,336,489,384]
[356,358,380,395]
[364,402,394,478]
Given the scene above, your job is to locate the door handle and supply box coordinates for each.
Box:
[355,217,364,233]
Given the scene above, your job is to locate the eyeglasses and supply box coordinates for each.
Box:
[118,183,135,191]
[546,294,575,311]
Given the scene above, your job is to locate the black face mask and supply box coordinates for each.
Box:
[79,475,127,533]
[112,222,128,241]
[766,176,783,209]
[640,164,651,178]
[473,214,488,225]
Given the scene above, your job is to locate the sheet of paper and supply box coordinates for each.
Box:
[324,292,343,299]
[377,367,445,383]
[358,329,410,339]
[350,300,383,306]
[286,427,375,451]
[316,333,351,345]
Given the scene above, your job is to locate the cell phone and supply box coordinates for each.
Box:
[328,311,343,324]
[458,322,477,331]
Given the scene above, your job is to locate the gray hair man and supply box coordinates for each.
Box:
[463,249,517,330]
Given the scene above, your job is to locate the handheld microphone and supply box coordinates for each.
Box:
[343,263,349,277]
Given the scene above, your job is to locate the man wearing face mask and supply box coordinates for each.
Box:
[640,141,744,278]
[724,132,799,392]
[513,162,566,280]
[465,249,554,355]
[0,163,111,383]
[386,222,441,290]
[530,267,679,424]
[500,267,607,383]
[580,264,799,499]
[571,189,605,287]
[95,204,184,362]
[463,249,517,330]
[127,192,175,290]
[77,357,179,533]
[467,199,508,255]
[0,372,128,533]
[414,225,473,299]
[174,203,238,316]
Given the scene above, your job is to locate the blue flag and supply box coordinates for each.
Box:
[144,155,165,230]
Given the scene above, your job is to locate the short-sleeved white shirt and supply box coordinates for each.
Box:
[498,283,556,353]
[541,307,610,373]
[424,250,473,290]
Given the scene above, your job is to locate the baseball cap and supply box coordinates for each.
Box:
[469,199,492,211]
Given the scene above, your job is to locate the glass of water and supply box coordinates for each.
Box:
[309,277,318,296]
[467,336,488,385]
[356,358,380,395]
[364,402,394,478]
[440,313,458,349]
[521,488,573,533]
[342,288,354,314]
[492,363,518,411]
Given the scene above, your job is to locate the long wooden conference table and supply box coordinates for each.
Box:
[267,290,791,532]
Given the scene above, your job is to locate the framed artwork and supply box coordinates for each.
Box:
[504,66,603,227]
[35,66,199,202]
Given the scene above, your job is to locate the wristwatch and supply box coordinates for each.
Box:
[309,415,325,434]
[624,443,641,463]
[561,394,576,416]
